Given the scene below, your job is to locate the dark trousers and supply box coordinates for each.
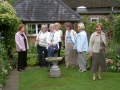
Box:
[38,46,48,67]
[58,42,62,57]
[18,51,27,70]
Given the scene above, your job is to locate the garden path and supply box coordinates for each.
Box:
[3,67,34,90]
[3,69,20,90]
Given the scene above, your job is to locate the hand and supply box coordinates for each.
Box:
[21,48,24,51]
[105,50,107,55]
[36,39,39,42]
[89,52,93,57]
[49,43,53,46]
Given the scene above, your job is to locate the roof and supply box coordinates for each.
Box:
[13,0,80,22]
[62,0,120,8]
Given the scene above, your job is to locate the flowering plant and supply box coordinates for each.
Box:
[106,55,120,72]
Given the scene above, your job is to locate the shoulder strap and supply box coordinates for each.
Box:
[38,31,41,37]
[51,32,55,42]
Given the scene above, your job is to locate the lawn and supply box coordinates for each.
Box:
[19,65,120,90]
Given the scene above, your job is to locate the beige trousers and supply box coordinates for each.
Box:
[65,43,77,66]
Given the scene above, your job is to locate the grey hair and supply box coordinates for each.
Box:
[64,22,73,29]
[41,24,48,30]
[78,23,85,30]
[49,24,55,28]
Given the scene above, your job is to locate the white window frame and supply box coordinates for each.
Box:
[26,23,50,36]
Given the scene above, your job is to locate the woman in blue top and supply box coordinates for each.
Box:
[64,22,77,69]
[73,23,89,72]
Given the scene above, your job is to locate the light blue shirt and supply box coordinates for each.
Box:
[73,30,89,52]
[66,32,72,43]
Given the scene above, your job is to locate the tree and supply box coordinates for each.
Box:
[0,1,20,48]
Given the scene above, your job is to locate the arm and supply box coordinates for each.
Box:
[36,31,41,41]
[89,33,94,57]
[46,32,51,44]
[76,35,86,52]
[15,34,23,50]
[53,33,60,45]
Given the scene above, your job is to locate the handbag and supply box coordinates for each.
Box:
[54,45,59,53]
[34,31,41,47]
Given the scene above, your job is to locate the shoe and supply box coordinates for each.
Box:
[78,69,86,72]
[65,65,68,69]
[80,70,86,72]
[98,77,102,80]
[17,69,22,72]
[72,65,75,68]
[78,69,82,72]
[92,78,96,81]
[92,76,96,81]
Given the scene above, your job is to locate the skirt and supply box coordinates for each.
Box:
[65,43,77,65]
[91,49,107,73]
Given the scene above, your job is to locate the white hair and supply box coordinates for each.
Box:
[49,24,55,28]
[78,23,85,30]
[41,24,48,30]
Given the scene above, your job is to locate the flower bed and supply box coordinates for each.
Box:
[106,58,120,72]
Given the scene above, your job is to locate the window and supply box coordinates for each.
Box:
[91,18,99,22]
[26,23,49,36]
[90,18,107,23]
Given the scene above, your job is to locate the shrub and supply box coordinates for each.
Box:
[0,1,20,48]
[114,15,120,43]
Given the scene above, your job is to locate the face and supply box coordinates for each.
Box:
[55,26,59,31]
[96,26,102,33]
[49,26,54,32]
[20,27,25,32]
[41,28,46,32]
[65,26,70,30]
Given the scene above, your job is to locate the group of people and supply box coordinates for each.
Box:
[36,23,63,68]
[15,22,107,81]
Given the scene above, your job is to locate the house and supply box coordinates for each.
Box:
[62,0,120,22]
[13,0,80,39]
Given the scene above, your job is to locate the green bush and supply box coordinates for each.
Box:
[27,58,37,67]
[60,47,65,58]
[106,39,120,72]
[27,54,38,66]
[0,41,11,84]
[114,15,120,43]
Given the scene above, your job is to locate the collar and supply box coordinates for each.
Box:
[95,31,104,36]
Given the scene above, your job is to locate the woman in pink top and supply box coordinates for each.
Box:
[15,24,29,72]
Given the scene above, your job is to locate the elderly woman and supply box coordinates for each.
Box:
[54,23,63,57]
[36,25,49,68]
[64,22,77,69]
[73,23,89,72]
[89,23,107,81]
[15,24,29,72]
[46,24,60,57]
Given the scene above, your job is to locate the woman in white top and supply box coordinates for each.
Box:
[36,25,49,68]
[64,22,77,69]
[55,23,63,57]
[46,24,60,57]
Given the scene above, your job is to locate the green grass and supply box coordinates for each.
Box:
[19,65,120,90]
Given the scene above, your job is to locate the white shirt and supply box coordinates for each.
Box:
[55,30,63,42]
[46,31,60,49]
[36,31,49,47]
